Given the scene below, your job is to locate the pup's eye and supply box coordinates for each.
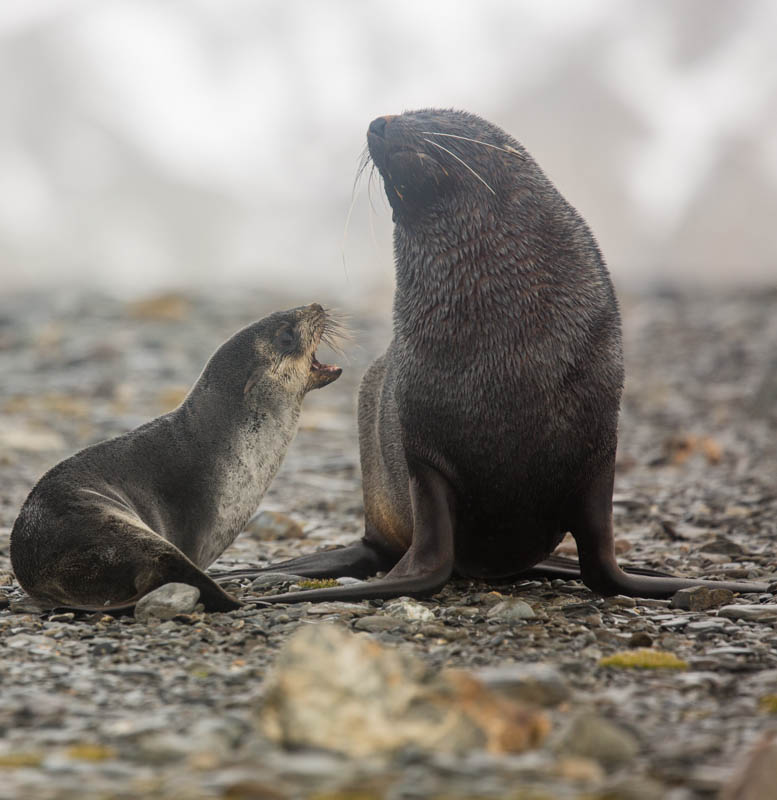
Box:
[275,325,296,351]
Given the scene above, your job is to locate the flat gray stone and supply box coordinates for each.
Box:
[134,583,200,621]
[686,619,727,633]
[353,615,404,633]
[249,572,305,590]
[718,604,777,622]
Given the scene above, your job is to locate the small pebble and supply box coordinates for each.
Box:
[627,632,653,648]
[487,599,536,622]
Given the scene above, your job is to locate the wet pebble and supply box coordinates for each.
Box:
[384,598,436,622]
[134,583,201,621]
[486,598,536,622]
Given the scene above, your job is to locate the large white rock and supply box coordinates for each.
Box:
[259,623,549,758]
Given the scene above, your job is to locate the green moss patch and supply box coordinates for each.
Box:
[297,578,340,590]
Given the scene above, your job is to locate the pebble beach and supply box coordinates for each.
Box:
[0,286,776,799]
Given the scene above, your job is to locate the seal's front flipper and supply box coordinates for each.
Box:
[252,462,456,604]
[569,468,767,598]
[210,540,393,582]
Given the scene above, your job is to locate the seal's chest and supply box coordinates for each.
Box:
[194,423,297,568]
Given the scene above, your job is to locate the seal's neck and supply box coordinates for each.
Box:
[392,208,521,349]
[179,387,300,470]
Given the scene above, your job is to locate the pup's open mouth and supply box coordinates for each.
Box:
[307,353,342,391]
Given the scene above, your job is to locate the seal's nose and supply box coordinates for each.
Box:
[368,115,394,138]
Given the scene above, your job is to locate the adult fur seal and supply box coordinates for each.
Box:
[226,109,766,602]
[10,304,342,612]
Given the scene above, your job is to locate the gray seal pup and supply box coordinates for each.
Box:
[230,109,765,602]
[10,304,342,612]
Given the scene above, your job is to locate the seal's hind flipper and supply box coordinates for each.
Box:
[250,462,455,604]
[13,505,241,613]
[567,468,768,598]
[210,540,393,582]
[525,553,673,580]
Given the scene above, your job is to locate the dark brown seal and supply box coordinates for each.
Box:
[229,109,766,602]
[10,304,342,612]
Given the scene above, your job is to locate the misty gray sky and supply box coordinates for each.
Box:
[1,0,776,299]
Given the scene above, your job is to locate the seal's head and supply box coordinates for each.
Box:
[195,304,343,411]
[366,109,529,226]
[246,303,344,398]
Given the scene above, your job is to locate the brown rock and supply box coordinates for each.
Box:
[670,586,735,611]
[720,731,777,800]
[259,623,549,757]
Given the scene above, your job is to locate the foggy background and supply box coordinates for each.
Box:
[1,0,776,303]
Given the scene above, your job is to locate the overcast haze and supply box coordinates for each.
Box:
[1,0,776,301]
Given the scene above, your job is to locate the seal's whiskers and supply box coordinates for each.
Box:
[421,130,526,160]
[366,163,386,257]
[423,138,496,195]
[321,310,351,355]
[341,147,373,278]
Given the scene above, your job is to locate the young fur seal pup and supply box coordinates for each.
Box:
[232,109,766,603]
[10,304,342,612]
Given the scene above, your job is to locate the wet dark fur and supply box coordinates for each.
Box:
[359,110,623,575]
[221,110,765,602]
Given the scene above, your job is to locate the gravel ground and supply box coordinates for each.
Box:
[0,286,776,799]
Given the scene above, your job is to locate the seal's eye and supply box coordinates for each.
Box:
[274,325,297,353]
